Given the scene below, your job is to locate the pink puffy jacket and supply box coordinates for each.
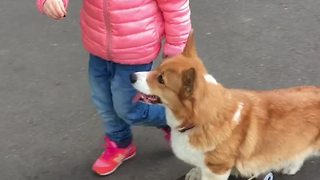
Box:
[37,0,191,65]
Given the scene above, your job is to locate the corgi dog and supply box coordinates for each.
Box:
[130,31,320,180]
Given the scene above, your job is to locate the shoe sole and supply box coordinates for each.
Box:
[95,151,137,176]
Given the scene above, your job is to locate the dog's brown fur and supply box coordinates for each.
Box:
[144,32,320,177]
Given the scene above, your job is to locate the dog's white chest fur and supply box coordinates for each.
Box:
[171,130,204,167]
[166,109,205,168]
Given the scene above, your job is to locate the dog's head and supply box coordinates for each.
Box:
[131,31,220,129]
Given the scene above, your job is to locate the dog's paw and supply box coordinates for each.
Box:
[185,168,201,180]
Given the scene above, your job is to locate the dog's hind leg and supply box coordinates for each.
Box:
[281,160,304,175]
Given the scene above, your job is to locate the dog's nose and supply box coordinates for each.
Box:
[130,73,137,83]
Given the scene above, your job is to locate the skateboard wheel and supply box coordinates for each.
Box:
[263,172,273,180]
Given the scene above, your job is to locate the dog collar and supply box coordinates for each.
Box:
[177,125,195,133]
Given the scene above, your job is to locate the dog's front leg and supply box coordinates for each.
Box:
[201,167,231,180]
[185,167,201,180]
[185,167,231,180]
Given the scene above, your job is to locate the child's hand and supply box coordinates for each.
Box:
[43,0,67,20]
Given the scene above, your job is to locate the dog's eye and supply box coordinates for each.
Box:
[157,74,165,84]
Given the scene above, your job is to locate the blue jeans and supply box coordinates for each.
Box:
[88,54,166,148]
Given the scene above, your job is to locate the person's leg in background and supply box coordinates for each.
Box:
[88,54,136,176]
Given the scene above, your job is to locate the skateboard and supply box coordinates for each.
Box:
[247,173,274,180]
[176,172,274,180]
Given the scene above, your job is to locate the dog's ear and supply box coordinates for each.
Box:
[182,30,198,58]
[180,67,196,98]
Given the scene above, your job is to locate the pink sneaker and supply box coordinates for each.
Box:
[92,137,137,176]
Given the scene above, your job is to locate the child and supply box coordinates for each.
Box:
[36,0,191,176]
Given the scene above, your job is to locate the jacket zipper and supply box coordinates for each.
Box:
[103,0,112,59]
